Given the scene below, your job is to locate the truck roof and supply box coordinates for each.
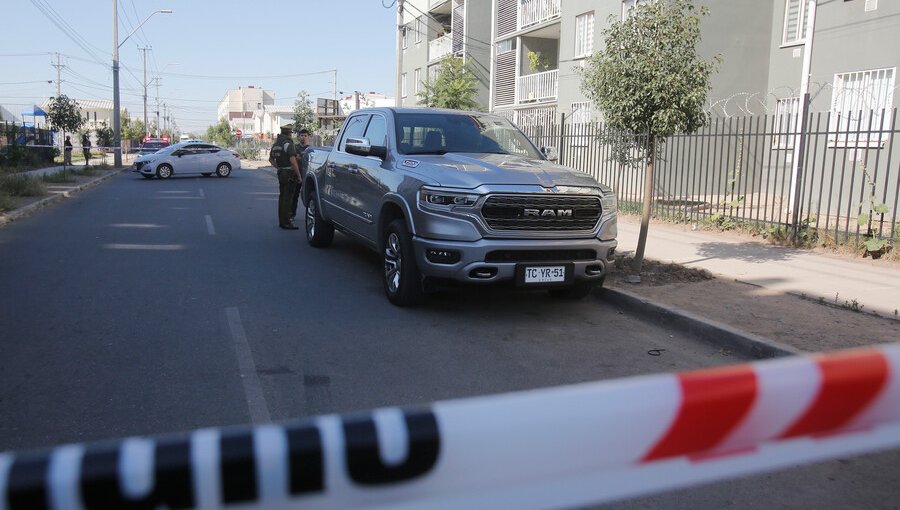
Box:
[349,106,499,117]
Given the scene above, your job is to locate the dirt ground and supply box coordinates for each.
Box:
[606,256,900,353]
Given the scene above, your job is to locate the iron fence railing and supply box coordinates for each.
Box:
[521,109,900,246]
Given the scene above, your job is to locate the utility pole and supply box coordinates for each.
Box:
[789,0,818,230]
[155,77,161,137]
[112,0,121,167]
[52,53,64,96]
[395,0,404,106]
[139,46,150,139]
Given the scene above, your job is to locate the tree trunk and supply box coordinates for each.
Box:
[631,135,656,277]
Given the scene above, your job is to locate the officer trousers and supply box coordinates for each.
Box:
[277,168,298,226]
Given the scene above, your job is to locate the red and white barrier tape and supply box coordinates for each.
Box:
[1,344,898,510]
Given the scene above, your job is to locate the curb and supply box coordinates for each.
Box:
[599,286,802,359]
[0,168,125,228]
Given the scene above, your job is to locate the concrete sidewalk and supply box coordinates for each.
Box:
[615,215,900,319]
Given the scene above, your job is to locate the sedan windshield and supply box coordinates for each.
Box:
[395,112,542,159]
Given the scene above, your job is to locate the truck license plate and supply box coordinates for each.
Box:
[524,266,566,283]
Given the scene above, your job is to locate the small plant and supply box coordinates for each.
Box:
[857,167,892,258]
[527,51,550,73]
[0,192,17,212]
[42,170,76,183]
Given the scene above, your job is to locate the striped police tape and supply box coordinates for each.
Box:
[1,344,898,510]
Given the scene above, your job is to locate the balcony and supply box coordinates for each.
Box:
[429,34,453,62]
[518,0,561,31]
[517,69,558,104]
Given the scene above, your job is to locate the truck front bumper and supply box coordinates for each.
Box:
[412,236,617,285]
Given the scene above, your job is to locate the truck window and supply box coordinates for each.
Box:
[395,112,542,158]
[364,115,387,148]
[338,115,370,152]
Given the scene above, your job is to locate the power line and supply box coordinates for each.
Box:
[29,0,106,66]
[164,69,336,80]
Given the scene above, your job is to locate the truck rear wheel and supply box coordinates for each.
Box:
[383,219,425,307]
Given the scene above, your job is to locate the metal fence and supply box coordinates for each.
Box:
[521,109,900,245]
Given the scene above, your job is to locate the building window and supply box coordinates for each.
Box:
[574,12,594,58]
[783,0,809,45]
[415,16,423,44]
[773,97,800,149]
[402,26,408,49]
[571,102,592,124]
[829,67,895,147]
[497,39,515,55]
[401,73,408,98]
[414,68,421,94]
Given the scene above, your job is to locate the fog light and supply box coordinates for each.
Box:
[607,247,616,260]
[426,248,461,264]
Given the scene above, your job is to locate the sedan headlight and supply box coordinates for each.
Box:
[419,187,480,211]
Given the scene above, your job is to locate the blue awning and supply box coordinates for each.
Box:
[21,105,47,117]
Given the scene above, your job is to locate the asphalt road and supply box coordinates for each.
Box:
[0,168,896,509]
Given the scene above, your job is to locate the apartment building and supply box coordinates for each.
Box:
[217,86,275,136]
[398,0,492,108]
[397,0,898,132]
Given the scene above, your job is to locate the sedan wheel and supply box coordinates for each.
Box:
[215,163,231,177]
[156,164,173,179]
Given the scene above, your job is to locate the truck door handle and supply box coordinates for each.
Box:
[347,163,359,174]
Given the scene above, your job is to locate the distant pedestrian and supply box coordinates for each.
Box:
[63,136,73,165]
[269,124,300,230]
[81,133,91,166]
[290,128,312,222]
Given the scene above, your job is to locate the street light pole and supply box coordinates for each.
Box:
[112,7,172,167]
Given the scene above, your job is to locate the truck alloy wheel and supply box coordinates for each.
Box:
[305,195,334,247]
[382,219,424,306]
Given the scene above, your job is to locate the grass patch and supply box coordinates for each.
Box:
[0,173,47,197]
[0,192,18,212]
[41,170,76,183]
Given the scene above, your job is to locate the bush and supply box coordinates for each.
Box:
[0,192,17,212]
[0,174,47,197]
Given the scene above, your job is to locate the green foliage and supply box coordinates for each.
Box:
[45,95,85,135]
[527,51,550,72]
[417,57,480,111]
[0,192,16,212]
[121,111,146,147]
[205,118,234,147]
[857,166,893,258]
[578,0,719,138]
[292,90,318,135]
[94,122,114,150]
[0,173,47,197]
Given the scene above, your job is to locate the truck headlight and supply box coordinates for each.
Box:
[600,192,617,218]
[419,187,480,210]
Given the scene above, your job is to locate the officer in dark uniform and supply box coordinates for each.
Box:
[290,128,312,222]
[270,124,300,229]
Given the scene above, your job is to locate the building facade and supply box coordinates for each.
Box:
[396,0,898,130]
[217,86,275,136]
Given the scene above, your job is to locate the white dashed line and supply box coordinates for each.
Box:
[205,215,216,235]
[225,307,271,424]
[198,188,205,198]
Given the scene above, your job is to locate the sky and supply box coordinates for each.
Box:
[1,0,398,135]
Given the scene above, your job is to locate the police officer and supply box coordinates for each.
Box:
[270,124,301,229]
[290,128,312,222]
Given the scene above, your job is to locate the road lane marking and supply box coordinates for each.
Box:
[225,307,271,424]
[205,215,216,236]
[103,243,184,250]
[108,223,165,228]
[199,188,205,198]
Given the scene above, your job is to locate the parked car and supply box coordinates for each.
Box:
[131,142,241,179]
[302,107,618,306]
[135,139,170,157]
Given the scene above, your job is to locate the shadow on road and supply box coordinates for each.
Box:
[692,241,798,264]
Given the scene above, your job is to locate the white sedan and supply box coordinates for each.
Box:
[131,142,241,179]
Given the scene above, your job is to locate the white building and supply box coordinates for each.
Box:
[339,92,395,115]
[253,105,295,140]
[217,86,275,136]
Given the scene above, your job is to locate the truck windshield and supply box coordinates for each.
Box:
[395,113,543,159]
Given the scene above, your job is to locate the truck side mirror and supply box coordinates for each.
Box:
[541,146,558,162]
[346,137,387,160]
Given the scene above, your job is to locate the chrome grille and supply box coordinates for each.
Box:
[480,195,602,231]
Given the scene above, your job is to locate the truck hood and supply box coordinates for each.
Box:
[402,153,600,189]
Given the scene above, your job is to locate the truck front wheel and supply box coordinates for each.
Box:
[383,219,425,307]
[305,194,334,247]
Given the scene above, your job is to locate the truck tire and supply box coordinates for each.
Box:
[382,219,425,307]
[305,194,334,247]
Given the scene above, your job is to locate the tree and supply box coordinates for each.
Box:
[417,57,480,111]
[95,122,114,151]
[206,118,233,147]
[578,0,719,279]
[292,90,317,134]
[45,95,84,169]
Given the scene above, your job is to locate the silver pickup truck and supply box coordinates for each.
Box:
[302,107,617,306]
